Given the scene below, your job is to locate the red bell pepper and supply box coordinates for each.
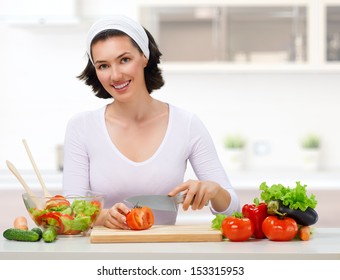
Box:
[242,199,268,239]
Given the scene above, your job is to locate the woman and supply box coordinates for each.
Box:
[62,15,240,229]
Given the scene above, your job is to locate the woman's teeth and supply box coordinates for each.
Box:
[114,81,130,89]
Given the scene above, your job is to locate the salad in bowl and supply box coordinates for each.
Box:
[23,191,104,236]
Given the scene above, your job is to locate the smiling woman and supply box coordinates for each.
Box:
[78,21,164,98]
[62,14,240,230]
[91,35,148,101]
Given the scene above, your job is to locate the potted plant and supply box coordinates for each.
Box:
[223,135,246,171]
[300,134,321,171]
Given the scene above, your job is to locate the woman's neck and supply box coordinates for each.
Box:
[106,96,167,124]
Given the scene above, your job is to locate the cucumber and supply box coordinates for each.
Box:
[3,228,40,242]
[42,227,58,243]
[31,227,43,240]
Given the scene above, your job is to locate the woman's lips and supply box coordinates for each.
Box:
[113,81,130,91]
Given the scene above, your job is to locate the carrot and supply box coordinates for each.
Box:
[13,216,28,230]
[299,226,311,241]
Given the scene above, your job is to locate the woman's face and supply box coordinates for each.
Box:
[91,35,148,100]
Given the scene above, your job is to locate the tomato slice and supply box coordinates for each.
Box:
[46,195,66,203]
[59,213,81,235]
[37,212,65,234]
[91,200,102,208]
[45,195,71,212]
[126,206,155,230]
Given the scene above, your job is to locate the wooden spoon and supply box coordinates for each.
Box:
[6,160,46,209]
[6,160,36,198]
[22,139,52,197]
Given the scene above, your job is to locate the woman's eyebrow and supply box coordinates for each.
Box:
[94,60,107,65]
[94,52,131,65]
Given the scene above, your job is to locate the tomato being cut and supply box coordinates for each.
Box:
[221,213,254,242]
[126,206,155,230]
[262,215,298,241]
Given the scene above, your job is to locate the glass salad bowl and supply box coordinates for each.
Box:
[22,191,104,236]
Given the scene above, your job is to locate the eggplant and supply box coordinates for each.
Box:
[267,200,318,226]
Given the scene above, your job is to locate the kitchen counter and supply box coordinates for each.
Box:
[1,228,339,260]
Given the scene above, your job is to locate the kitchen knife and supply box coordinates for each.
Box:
[124,194,208,212]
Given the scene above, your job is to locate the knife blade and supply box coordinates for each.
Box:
[124,194,208,212]
[124,194,184,212]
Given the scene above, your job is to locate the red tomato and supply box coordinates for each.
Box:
[262,215,298,241]
[90,200,102,208]
[126,206,155,230]
[221,216,254,241]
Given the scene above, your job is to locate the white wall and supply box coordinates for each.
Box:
[1,18,340,172]
[157,72,340,171]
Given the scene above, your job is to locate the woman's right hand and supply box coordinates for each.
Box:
[101,203,131,230]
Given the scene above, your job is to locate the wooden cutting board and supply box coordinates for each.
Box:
[90,225,222,243]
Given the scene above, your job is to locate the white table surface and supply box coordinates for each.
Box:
[1,228,339,260]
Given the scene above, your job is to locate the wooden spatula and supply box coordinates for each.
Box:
[22,139,52,197]
[6,160,36,198]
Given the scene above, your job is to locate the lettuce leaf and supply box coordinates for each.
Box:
[211,214,227,230]
[259,181,317,211]
[72,200,99,216]
[71,215,92,231]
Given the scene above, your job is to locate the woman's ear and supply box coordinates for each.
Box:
[143,55,148,67]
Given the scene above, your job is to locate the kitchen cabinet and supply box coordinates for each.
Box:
[140,6,307,63]
[327,5,340,61]
[138,0,340,72]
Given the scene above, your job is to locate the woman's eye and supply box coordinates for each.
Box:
[121,57,130,64]
[98,64,108,70]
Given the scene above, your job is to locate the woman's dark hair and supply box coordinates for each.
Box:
[77,28,165,98]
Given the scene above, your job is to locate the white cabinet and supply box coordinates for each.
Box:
[137,0,340,72]
[141,6,308,64]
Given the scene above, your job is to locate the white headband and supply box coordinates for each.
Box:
[86,15,150,64]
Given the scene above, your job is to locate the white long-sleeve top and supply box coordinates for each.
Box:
[62,104,240,224]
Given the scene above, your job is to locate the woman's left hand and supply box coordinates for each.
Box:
[168,179,222,211]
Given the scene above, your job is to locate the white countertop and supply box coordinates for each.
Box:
[1,228,339,260]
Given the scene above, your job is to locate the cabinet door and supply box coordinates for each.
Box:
[326,6,340,62]
[140,7,220,62]
[140,5,308,64]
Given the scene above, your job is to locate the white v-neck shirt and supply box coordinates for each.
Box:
[62,104,240,224]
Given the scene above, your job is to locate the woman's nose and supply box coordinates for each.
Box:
[110,65,123,81]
